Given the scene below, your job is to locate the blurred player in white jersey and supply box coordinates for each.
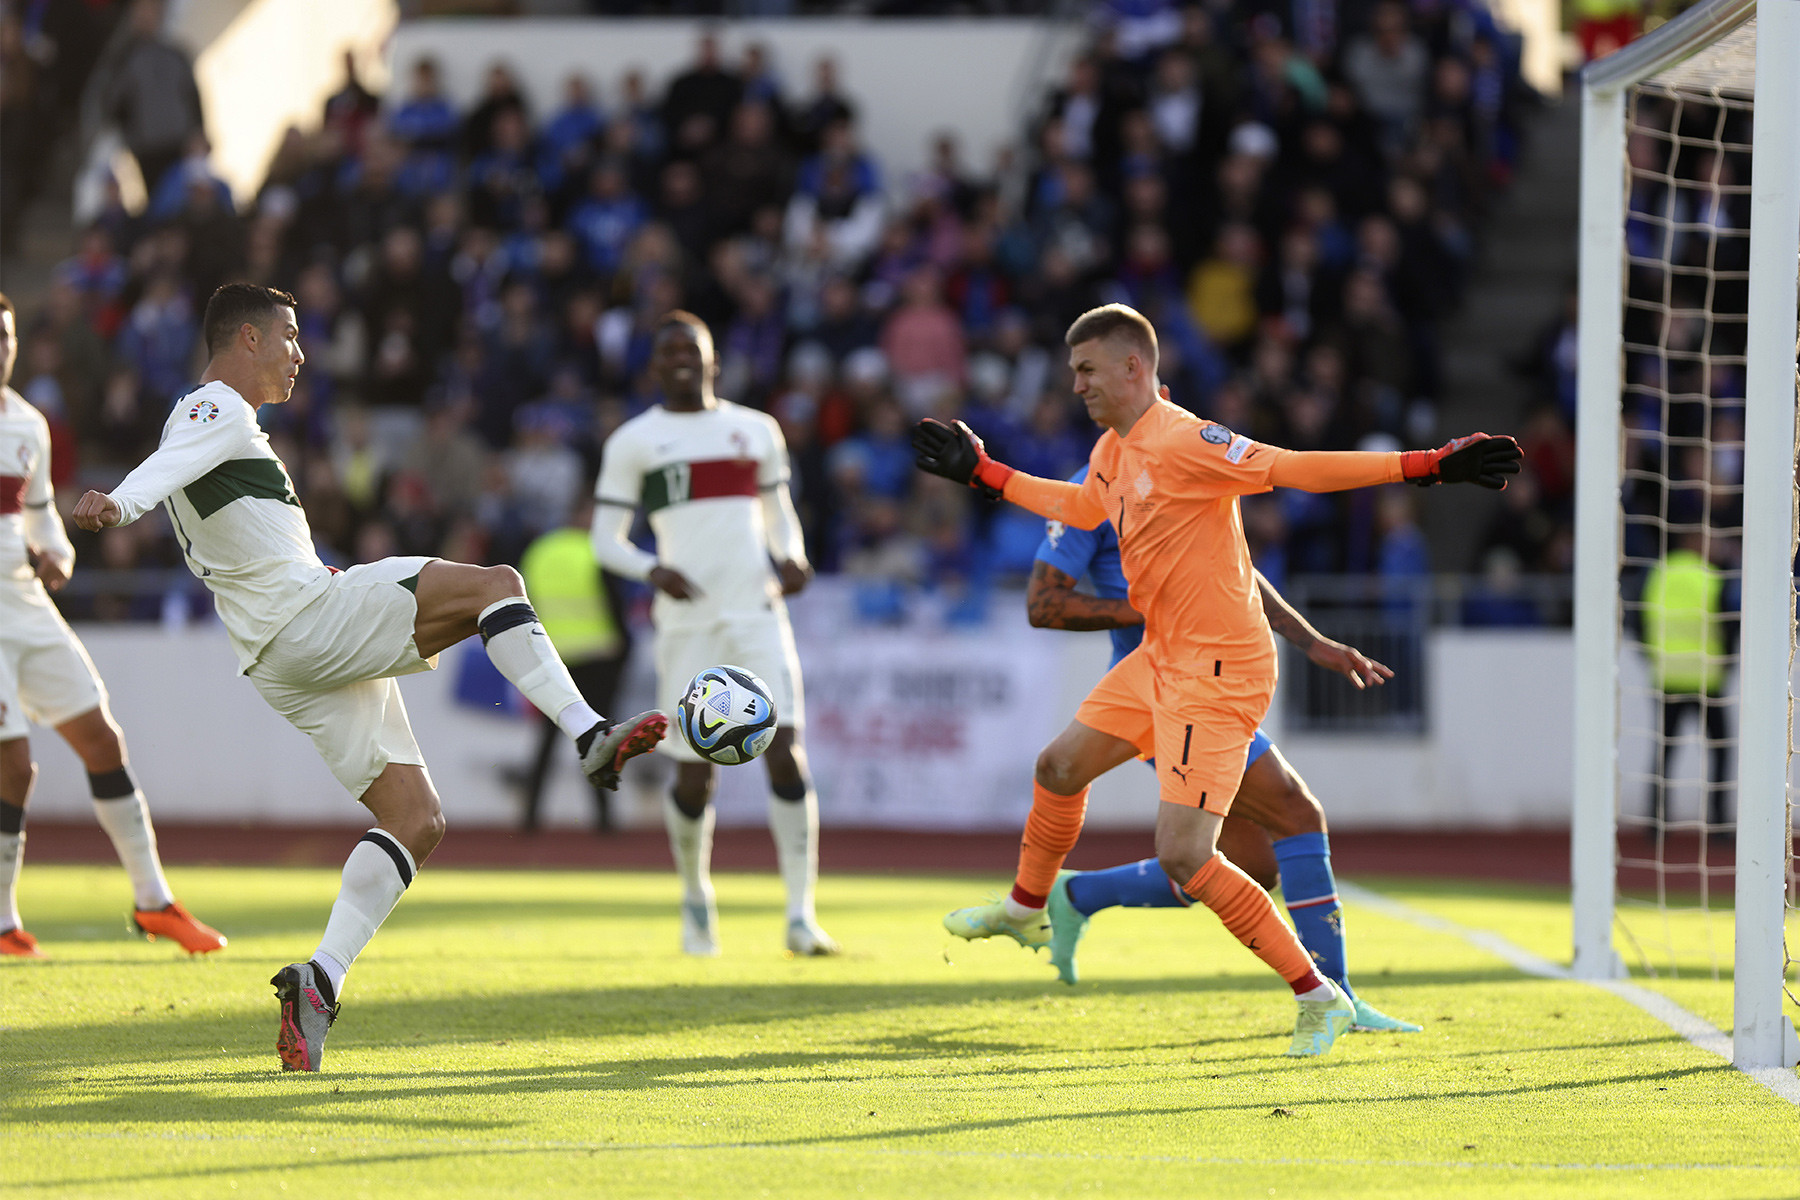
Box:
[0,292,225,959]
[72,283,666,1070]
[592,312,838,957]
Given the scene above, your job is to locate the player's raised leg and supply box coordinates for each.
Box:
[275,760,442,1073]
[764,729,837,955]
[1235,746,1419,1033]
[0,734,42,956]
[1155,800,1352,1057]
[1045,814,1272,984]
[944,719,1138,949]
[53,705,225,953]
[410,560,664,788]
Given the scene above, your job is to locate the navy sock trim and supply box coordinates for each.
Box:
[0,801,23,834]
[477,599,538,646]
[359,830,414,888]
[88,767,137,800]
[770,777,809,803]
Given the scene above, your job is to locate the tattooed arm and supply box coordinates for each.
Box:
[1026,561,1146,631]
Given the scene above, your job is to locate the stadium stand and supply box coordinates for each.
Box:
[4,0,1548,627]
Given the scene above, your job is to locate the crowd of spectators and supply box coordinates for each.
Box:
[12,0,1554,624]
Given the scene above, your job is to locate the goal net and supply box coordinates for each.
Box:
[1573,0,1800,1072]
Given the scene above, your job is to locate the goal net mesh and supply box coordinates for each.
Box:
[1613,16,1798,1002]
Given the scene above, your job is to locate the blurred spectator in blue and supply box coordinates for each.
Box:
[568,160,648,275]
[114,270,196,409]
[786,126,884,270]
[146,132,233,222]
[829,397,914,502]
[388,57,459,152]
[1461,547,1543,627]
[538,73,603,195]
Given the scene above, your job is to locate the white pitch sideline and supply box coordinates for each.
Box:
[1338,882,1800,1106]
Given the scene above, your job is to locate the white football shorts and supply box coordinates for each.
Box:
[655,611,803,764]
[248,556,439,797]
[0,580,107,739]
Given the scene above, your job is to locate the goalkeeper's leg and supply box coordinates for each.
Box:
[943,719,1138,948]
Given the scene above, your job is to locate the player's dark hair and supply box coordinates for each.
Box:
[655,309,715,358]
[203,283,297,355]
[1065,303,1159,370]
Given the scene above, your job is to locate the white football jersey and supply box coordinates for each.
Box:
[109,381,332,672]
[0,386,74,590]
[595,400,790,629]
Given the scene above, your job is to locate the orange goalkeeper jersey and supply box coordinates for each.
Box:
[1004,399,1403,664]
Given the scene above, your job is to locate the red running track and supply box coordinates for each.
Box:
[5,821,1662,887]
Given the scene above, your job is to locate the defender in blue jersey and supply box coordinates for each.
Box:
[1024,465,1420,1033]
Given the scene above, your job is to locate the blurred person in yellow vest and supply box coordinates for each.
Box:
[1638,530,1738,829]
[517,498,632,832]
[1578,0,1644,63]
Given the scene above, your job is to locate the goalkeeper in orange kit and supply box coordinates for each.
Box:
[913,303,1519,1057]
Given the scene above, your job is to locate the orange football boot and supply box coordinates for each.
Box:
[1,927,46,957]
[133,902,227,953]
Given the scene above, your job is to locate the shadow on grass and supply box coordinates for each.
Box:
[5,965,1707,1100]
[12,1054,1744,1193]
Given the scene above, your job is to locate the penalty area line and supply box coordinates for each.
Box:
[1337,882,1800,1106]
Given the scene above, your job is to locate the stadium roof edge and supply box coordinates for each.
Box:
[1581,0,1758,92]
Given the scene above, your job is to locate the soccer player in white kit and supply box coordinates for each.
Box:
[0,292,226,959]
[71,283,667,1070]
[592,312,838,957]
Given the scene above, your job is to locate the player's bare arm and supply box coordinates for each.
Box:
[1255,571,1392,690]
[1026,561,1144,631]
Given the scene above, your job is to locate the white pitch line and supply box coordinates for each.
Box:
[1337,881,1800,1106]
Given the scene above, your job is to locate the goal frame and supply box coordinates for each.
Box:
[1572,0,1800,1072]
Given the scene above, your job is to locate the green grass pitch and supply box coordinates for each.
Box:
[6,865,1797,1199]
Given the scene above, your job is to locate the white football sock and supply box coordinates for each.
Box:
[310,829,416,997]
[93,792,175,910]
[663,795,715,903]
[767,790,818,923]
[477,598,601,739]
[1003,895,1045,922]
[1298,980,1339,1004]
[0,831,22,931]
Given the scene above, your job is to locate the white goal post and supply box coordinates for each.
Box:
[1573,0,1800,1072]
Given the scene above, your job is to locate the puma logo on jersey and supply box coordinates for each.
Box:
[1169,765,1190,783]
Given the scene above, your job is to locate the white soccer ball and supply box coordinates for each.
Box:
[676,664,778,765]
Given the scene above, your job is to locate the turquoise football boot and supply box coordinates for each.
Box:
[1350,995,1423,1033]
[1045,870,1089,985]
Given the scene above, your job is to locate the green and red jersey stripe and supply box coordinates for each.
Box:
[639,458,760,514]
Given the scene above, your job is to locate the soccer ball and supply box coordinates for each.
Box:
[677,665,778,765]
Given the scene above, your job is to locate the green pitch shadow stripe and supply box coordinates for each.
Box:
[1338,881,1800,1106]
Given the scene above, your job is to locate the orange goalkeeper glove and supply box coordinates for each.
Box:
[1401,433,1522,490]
